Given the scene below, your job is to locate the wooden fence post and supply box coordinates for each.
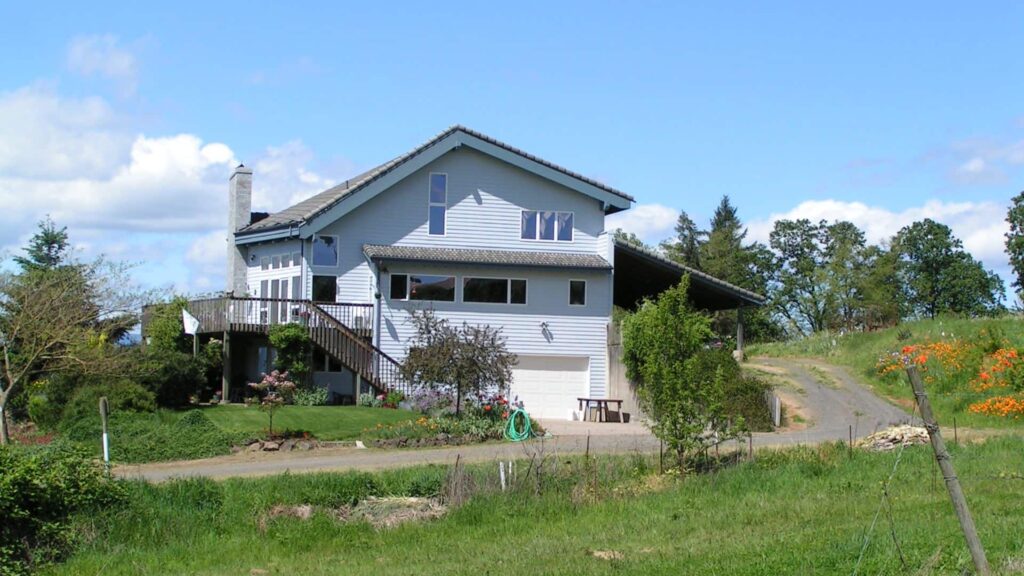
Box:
[905,366,990,575]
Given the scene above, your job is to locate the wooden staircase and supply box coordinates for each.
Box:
[185,296,410,396]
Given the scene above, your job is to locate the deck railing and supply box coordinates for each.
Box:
[184,297,408,395]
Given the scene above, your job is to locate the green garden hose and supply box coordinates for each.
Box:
[504,407,532,442]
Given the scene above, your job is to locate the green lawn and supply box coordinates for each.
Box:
[192,404,419,440]
[749,315,1024,429]
[48,436,1024,575]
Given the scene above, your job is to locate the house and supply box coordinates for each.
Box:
[187,126,762,420]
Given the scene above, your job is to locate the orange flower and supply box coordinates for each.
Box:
[484,405,492,411]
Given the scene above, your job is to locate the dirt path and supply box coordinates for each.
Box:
[119,358,910,482]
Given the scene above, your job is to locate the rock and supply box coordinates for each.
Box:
[246,442,263,453]
[355,440,366,449]
[230,445,243,454]
[858,425,929,452]
[262,441,280,452]
[280,439,296,452]
[296,440,314,451]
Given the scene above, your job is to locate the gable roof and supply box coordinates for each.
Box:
[237,126,634,242]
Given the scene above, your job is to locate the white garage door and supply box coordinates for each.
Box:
[510,355,589,420]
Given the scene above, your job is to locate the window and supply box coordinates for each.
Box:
[390,273,455,301]
[521,210,574,242]
[463,277,528,304]
[292,252,302,267]
[312,235,338,266]
[390,274,408,300]
[281,253,291,268]
[312,275,337,302]
[271,255,281,269]
[260,257,269,271]
[428,173,446,235]
[569,280,586,306]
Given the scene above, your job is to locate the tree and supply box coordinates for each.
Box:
[248,370,296,437]
[13,216,70,272]
[700,196,747,285]
[621,277,742,468]
[661,210,703,268]
[859,244,903,329]
[0,261,143,444]
[1006,191,1024,300]
[612,228,647,249]
[400,310,516,416]
[893,219,1003,318]
[268,323,311,386]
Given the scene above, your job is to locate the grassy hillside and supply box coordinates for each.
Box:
[48,437,1024,575]
[750,315,1024,428]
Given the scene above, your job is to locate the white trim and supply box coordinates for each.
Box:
[462,275,529,305]
[568,278,587,307]
[428,172,447,237]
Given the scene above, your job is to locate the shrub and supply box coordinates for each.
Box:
[409,388,454,416]
[26,394,62,430]
[98,410,241,464]
[137,349,205,407]
[0,442,124,574]
[293,386,330,407]
[385,390,405,408]
[58,380,156,439]
[268,323,311,385]
[358,393,374,407]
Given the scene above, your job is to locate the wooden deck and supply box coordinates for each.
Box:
[186,297,409,396]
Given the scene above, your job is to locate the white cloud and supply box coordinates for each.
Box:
[605,203,678,245]
[746,198,1010,273]
[0,83,342,293]
[67,35,139,95]
[0,86,129,179]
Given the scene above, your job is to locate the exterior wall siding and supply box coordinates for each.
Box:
[378,264,611,398]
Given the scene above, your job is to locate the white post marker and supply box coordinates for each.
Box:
[99,397,110,476]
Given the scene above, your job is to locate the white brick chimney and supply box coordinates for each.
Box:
[226,164,253,295]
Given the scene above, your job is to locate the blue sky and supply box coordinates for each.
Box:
[2,2,1022,295]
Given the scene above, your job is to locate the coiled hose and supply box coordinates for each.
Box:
[504,407,533,442]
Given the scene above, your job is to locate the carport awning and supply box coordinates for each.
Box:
[613,238,765,311]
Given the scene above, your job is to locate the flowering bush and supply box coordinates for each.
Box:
[969,395,1024,418]
[466,392,521,420]
[971,348,1023,392]
[409,388,455,416]
[247,371,297,437]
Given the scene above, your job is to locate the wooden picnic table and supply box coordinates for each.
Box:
[577,397,624,423]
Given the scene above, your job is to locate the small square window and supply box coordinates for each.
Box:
[313,235,338,267]
[260,257,270,271]
[557,212,574,242]
[281,254,291,268]
[312,275,337,302]
[521,211,538,240]
[569,280,586,306]
[271,255,281,269]
[539,211,556,241]
[292,252,302,267]
[390,274,409,300]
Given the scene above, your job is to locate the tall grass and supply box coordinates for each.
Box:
[49,436,1024,575]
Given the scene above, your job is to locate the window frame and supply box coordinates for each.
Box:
[312,234,339,267]
[520,210,574,243]
[568,279,587,307]
[428,172,447,236]
[462,276,528,305]
[390,272,456,302]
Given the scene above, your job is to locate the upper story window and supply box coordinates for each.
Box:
[428,173,447,235]
[258,251,302,271]
[390,273,455,302]
[463,277,527,305]
[522,210,573,242]
[312,235,338,266]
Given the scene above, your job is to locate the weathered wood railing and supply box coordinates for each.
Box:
[185,297,408,395]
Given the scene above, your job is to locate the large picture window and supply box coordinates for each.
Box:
[312,235,338,266]
[521,210,573,242]
[428,173,447,235]
[390,273,455,302]
[463,277,527,304]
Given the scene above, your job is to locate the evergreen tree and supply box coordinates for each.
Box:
[13,216,70,272]
[661,210,703,268]
[700,196,747,286]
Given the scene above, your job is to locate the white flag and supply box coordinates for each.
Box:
[182,309,200,335]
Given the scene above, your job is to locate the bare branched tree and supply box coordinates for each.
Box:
[0,259,152,443]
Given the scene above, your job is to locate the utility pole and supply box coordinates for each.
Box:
[905,366,990,575]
